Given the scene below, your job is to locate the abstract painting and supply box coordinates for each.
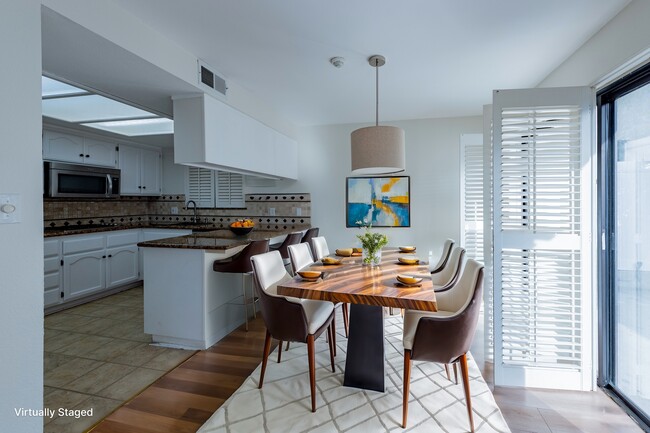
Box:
[346,176,410,227]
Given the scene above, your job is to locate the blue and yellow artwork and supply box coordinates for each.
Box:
[346,176,410,227]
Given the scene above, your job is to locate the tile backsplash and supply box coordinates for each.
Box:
[44,193,311,231]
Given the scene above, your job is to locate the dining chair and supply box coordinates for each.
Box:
[212,239,270,331]
[401,259,484,431]
[251,250,336,413]
[429,238,454,274]
[270,231,303,267]
[430,246,465,290]
[311,236,330,261]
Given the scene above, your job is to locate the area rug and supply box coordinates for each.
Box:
[198,315,510,433]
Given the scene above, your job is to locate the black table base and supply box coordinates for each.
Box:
[343,303,385,392]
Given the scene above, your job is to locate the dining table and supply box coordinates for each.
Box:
[276,247,437,392]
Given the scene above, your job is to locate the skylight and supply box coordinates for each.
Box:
[41,76,173,136]
[81,118,174,136]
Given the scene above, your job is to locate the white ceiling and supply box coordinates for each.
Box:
[110,0,629,126]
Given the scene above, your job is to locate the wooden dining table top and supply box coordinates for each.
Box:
[276,247,438,312]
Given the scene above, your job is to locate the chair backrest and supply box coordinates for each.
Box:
[276,232,303,259]
[411,259,484,363]
[288,242,314,274]
[301,227,319,245]
[430,246,465,287]
[212,239,270,274]
[429,239,454,274]
[251,251,309,342]
[311,236,330,261]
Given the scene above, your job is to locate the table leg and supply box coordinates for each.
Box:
[343,304,385,392]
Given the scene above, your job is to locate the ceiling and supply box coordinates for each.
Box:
[109,0,630,126]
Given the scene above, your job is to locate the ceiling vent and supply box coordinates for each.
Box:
[198,59,227,99]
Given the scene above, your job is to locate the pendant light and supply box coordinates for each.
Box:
[351,55,405,175]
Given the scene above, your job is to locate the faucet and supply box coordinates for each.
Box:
[186,200,198,223]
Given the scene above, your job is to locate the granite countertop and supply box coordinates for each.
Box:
[43,223,214,238]
[137,229,297,251]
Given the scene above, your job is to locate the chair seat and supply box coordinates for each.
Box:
[402,309,456,350]
[301,299,334,334]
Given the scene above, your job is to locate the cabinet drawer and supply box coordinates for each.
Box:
[106,230,139,248]
[44,239,60,258]
[44,256,61,274]
[44,272,61,291]
[63,235,105,255]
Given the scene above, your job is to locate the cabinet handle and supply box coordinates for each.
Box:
[108,255,112,258]
[85,154,90,158]
[79,153,84,157]
[142,186,146,190]
[102,255,106,259]
[138,186,142,189]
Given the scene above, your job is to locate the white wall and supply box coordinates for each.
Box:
[539,0,650,87]
[162,147,187,194]
[0,1,44,432]
[251,116,483,260]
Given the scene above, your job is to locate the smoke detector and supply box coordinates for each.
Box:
[330,57,345,68]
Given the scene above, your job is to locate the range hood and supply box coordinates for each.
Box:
[173,94,297,180]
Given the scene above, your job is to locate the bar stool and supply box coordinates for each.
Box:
[300,227,319,255]
[270,232,303,269]
[213,239,270,331]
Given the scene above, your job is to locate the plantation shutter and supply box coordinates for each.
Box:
[187,167,215,208]
[216,171,245,208]
[460,134,484,263]
[492,87,594,390]
[483,104,495,364]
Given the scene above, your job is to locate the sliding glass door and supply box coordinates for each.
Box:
[599,64,650,428]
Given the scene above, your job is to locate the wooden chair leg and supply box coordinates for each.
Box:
[277,339,283,363]
[459,353,475,433]
[327,325,335,372]
[444,364,451,381]
[342,303,349,337]
[331,312,337,357]
[259,330,272,389]
[453,362,459,384]
[307,334,316,412]
[402,349,412,428]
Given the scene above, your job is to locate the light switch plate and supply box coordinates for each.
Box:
[170,206,179,215]
[269,207,276,216]
[0,193,21,224]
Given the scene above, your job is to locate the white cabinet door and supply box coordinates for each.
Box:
[140,148,161,195]
[44,239,62,307]
[64,251,106,300]
[84,138,117,167]
[106,245,139,288]
[118,145,141,194]
[43,131,84,164]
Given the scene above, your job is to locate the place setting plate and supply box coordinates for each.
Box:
[398,246,417,253]
[394,274,424,287]
[297,270,323,282]
[397,255,421,265]
[321,257,343,266]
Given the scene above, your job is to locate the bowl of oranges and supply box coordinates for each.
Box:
[229,219,255,236]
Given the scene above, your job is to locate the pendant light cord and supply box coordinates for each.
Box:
[375,58,379,126]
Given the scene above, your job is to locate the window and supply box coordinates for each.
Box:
[186,167,245,208]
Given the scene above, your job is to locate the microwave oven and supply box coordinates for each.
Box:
[44,162,120,198]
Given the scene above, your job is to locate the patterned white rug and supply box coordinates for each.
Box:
[198,314,510,433]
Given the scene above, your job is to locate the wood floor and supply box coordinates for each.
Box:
[90,317,274,433]
[89,315,645,433]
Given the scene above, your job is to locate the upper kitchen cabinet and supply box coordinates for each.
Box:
[43,130,117,168]
[118,144,162,196]
[173,94,298,180]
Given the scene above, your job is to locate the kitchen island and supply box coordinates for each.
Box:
[138,229,297,349]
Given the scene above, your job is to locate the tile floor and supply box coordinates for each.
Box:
[43,287,195,433]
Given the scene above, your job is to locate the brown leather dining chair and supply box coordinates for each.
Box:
[212,239,270,331]
[429,238,455,274]
[300,227,319,254]
[401,259,484,432]
[251,250,336,412]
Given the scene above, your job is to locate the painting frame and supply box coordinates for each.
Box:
[345,176,411,228]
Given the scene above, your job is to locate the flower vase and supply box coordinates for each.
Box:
[362,248,382,266]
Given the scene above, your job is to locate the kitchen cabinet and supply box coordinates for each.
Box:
[44,238,62,307]
[106,230,140,288]
[43,130,116,167]
[62,234,106,300]
[118,144,162,196]
[173,94,298,180]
